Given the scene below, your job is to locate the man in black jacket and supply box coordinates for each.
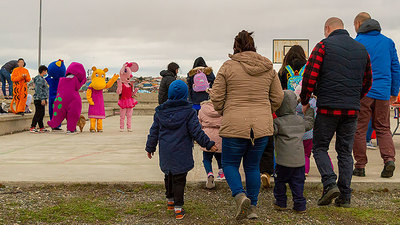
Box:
[158,62,179,105]
[1,60,20,99]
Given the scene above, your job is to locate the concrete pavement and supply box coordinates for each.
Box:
[0,115,399,183]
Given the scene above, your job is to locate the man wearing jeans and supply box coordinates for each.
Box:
[0,60,19,99]
[300,17,372,208]
[352,12,400,178]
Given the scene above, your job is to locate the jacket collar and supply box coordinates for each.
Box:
[328,29,349,38]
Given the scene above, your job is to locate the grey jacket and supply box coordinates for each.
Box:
[33,75,49,100]
[274,90,314,167]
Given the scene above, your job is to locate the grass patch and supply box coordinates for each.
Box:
[17,197,118,223]
[124,200,164,216]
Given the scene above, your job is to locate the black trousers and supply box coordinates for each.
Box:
[164,172,187,207]
[31,100,45,128]
[260,136,274,175]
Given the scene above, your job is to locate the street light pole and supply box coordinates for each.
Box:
[38,0,42,67]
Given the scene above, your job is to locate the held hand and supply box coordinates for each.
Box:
[210,145,218,152]
[302,104,310,115]
[147,152,154,159]
[41,100,46,106]
[390,96,397,105]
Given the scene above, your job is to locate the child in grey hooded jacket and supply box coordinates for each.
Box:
[273,90,314,213]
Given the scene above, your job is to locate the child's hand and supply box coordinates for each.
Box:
[210,145,218,152]
[302,104,310,115]
[41,100,46,106]
[147,152,154,159]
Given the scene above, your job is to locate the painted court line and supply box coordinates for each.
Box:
[62,149,118,164]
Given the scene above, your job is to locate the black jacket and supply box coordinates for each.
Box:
[158,70,176,105]
[317,29,369,110]
[187,67,215,104]
[1,60,18,73]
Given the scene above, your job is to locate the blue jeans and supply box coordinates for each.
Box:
[222,136,268,206]
[203,151,222,174]
[0,68,12,96]
[366,119,373,142]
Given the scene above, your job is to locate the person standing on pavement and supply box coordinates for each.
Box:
[300,17,372,208]
[0,60,20,99]
[158,62,179,105]
[352,12,400,178]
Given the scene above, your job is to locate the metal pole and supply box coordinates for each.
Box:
[38,0,42,67]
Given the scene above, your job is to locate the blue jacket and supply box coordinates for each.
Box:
[146,99,215,175]
[355,19,400,100]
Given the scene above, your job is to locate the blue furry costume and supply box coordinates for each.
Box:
[46,60,66,128]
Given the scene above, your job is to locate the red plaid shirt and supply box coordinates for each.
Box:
[300,41,373,117]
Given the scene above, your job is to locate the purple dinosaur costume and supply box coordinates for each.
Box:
[47,62,86,132]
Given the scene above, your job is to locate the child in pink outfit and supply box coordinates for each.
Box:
[117,62,139,132]
[198,100,224,189]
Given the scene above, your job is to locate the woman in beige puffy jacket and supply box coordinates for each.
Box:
[209,30,284,220]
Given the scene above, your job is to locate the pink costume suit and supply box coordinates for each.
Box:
[88,87,106,120]
[47,62,86,132]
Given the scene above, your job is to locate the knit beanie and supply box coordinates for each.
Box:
[168,80,188,100]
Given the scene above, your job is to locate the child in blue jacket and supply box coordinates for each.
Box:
[146,80,217,220]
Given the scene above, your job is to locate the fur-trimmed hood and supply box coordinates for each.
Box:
[188,66,213,77]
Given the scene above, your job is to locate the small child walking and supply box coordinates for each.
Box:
[273,90,314,213]
[145,80,217,220]
[30,65,49,133]
[198,100,224,189]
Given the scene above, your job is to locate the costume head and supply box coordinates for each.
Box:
[168,80,188,100]
[120,62,139,83]
[66,62,86,83]
[48,59,66,79]
[91,67,110,90]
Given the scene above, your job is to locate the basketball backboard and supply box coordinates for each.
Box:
[273,39,309,64]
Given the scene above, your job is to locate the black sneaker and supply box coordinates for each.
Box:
[317,183,340,206]
[52,127,63,131]
[334,196,351,208]
[353,168,366,177]
[381,161,395,178]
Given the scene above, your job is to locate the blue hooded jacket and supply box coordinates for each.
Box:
[355,19,400,100]
[146,80,215,175]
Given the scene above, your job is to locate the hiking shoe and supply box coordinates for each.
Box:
[217,169,225,180]
[52,127,63,132]
[317,183,340,206]
[294,209,307,214]
[38,128,49,133]
[234,193,251,220]
[261,173,271,188]
[167,200,174,211]
[366,141,377,150]
[30,127,38,133]
[353,168,366,177]
[334,196,351,208]
[381,161,395,178]
[66,130,77,134]
[273,203,287,211]
[247,205,258,220]
[175,208,185,220]
[206,172,215,189]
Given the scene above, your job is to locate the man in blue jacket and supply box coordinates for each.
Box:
[353,12,400,178]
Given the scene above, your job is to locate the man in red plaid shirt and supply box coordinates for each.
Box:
[300,17,372,208]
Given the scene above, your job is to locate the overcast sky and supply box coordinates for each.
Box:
[0,0,399,77]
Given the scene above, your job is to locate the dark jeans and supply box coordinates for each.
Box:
[222,136,268,206]
[203,151,222,174]
[313,114,357,199]
[260,136,274,175]
[274,164,306,211]
[164,172,187,207]
[31,100,45,128]
[366,119,373,142]
[0,68,12,96]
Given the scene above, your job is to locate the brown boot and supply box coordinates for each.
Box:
[247,205,258,219]
[234,193,251,220]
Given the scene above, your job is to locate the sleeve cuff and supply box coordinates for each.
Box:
[206,141,215,150]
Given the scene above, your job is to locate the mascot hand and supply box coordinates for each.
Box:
[89,100,95,106]
[112,74,119,81]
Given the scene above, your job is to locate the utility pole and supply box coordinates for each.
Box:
[38,0,42,67]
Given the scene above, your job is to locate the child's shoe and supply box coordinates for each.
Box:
[174,207,185,220]
[127,128,132,132]
[217,169,225,180]
[38,128,49,133]
[52,127,63,132]
[30,127,38,133]
[206,172,215,189]
[120,129,124,132]
[294,209,307,214]
[66,130,77,135]
[261,173,271,188]
[273,203,287,211]
[167,199,174,211]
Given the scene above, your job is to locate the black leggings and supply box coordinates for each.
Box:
[164,172,187,207]
[260,136,275,175]
[31,100,45,128]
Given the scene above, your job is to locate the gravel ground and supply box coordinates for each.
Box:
[0,182,399,224]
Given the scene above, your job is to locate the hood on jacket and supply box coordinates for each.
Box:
[168,80,188,100]
[160,70,176,78]
[229,51,273,76]
[200,101,220,118]
[193,57,207,68]
[275,90,298,117]
[156,99,192,129]
[188,66,213,77]
[358,19,382,34]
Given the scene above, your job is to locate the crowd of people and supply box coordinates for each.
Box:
[147,12,399,221]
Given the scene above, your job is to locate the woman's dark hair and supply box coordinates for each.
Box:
[193,57,207,68]
[38,65,48,74]
[167,62,180,75]
[18,58,26,67]
[233,30,257,54]
[279,45,307,75]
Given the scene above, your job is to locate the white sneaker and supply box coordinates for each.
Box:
[206,173,215,189]
[127,128,132,132]
[367,141,377,150]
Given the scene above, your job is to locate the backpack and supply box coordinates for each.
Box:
[286,65,306,91]
[192,70,209,92]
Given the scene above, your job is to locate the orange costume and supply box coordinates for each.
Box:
[11,67,31,113]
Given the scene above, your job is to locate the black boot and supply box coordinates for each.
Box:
[353,168,366,177]
[334,196,351,208]
[381,161,395,178]
[317,183,340,206]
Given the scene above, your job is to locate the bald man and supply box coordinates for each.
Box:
[300,17,372,208]
[353,13,400,178]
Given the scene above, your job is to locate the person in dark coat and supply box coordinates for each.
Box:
[0,60,21,99]
[146,80,217,220]
[158,62,179,105]
[187,57,215,111]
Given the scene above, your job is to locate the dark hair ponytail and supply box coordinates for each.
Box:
[233,30,257,54]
